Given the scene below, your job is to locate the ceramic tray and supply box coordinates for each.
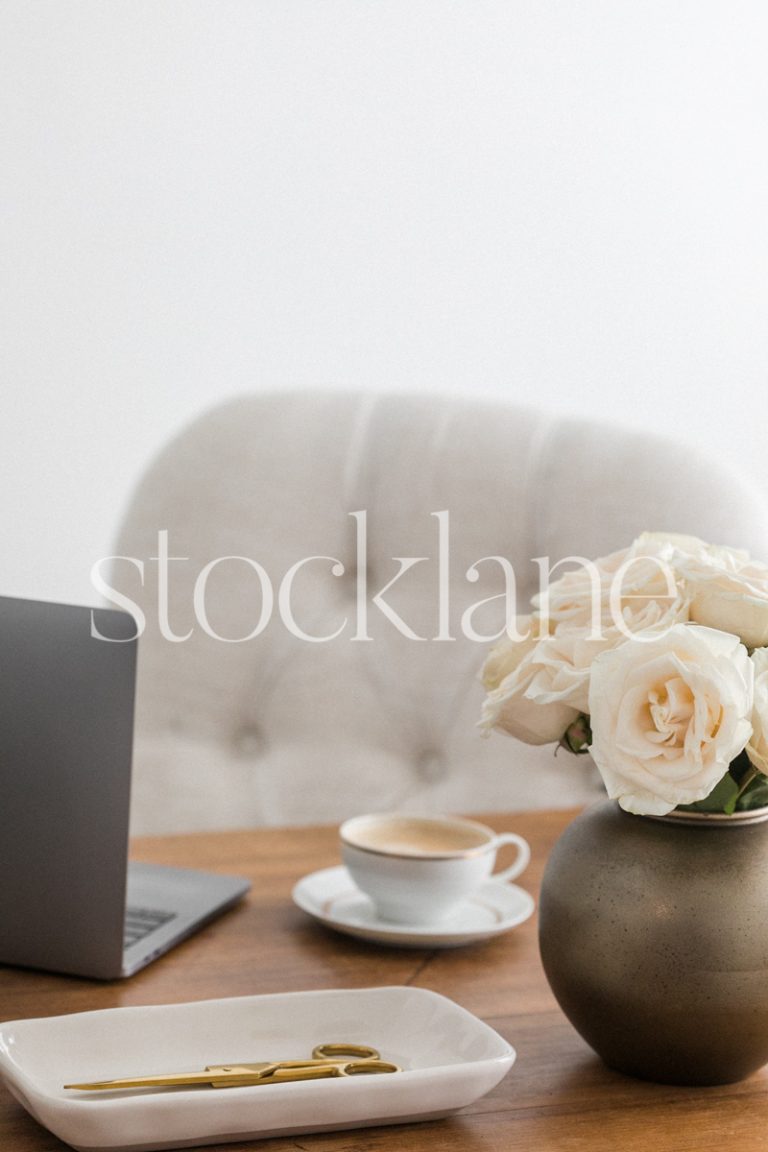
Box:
[0,986,515,1151]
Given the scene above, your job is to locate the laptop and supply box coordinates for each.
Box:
[0,594,250,979]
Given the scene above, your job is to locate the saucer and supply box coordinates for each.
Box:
[292,866,535,948]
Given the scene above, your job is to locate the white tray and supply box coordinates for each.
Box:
[0,986,515,1151]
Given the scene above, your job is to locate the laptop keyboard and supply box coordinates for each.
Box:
[124,905,177,949]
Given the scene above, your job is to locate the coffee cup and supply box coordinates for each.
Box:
[339,813,530,925]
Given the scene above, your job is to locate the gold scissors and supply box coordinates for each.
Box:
[64,1043,400,1092]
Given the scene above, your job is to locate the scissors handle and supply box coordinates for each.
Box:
[211,1059,399,1086]
[207,1049,397,1087]
[311,1043,381,1061]
[205,1045,383,1084]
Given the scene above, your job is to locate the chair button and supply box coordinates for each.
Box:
[235,725,266,757]
[415,749,444,782]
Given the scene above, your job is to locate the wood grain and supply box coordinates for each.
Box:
[1,809,765,1151]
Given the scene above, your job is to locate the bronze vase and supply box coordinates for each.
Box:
[538,799,768,1085]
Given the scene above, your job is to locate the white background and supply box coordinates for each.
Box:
[2,1,767,604]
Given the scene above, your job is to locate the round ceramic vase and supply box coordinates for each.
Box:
[538,799,768,1086]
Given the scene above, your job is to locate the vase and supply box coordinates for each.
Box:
[538,798,768,1086]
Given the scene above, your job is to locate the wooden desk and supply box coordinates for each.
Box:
[1,809,767,1152]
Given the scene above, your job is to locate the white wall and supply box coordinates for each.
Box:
[2,1,767,604]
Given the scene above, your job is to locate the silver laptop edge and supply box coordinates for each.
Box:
[0,594,249,979]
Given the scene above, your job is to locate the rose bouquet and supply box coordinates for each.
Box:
[480,532,768,816]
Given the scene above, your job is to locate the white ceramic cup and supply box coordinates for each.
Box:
[339,813,531,925]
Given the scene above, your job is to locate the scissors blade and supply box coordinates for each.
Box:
[64,1061,364,1092]
[63,1065,276,1091]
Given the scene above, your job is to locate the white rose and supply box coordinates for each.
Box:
[747,647,768,775]
[521,630,602,714]
[534,545,688,639]
[479,618,579,745]
[632,533,768,648]
[523,593,690,714]
[687,568,768,649]
[480,616,546,692]
[588,623,753,816]
[629,532,750,570]
[533,547,629,630]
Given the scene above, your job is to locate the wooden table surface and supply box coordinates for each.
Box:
[2,809,767,1152]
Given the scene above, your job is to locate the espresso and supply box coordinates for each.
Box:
[346,817,489,857]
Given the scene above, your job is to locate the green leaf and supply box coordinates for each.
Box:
[677,771,740,814]
[735,774,768,811]
[728,748,755,787]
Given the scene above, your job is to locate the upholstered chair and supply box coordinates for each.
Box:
[112,391,768,833]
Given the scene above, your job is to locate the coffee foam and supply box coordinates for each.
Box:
[344,816,490,857]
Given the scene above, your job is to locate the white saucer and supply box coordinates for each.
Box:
[292,865,535,948]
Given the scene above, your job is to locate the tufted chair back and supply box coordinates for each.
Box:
[112,391,768,833]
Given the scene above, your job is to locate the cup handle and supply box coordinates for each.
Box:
[490,833,531,883]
